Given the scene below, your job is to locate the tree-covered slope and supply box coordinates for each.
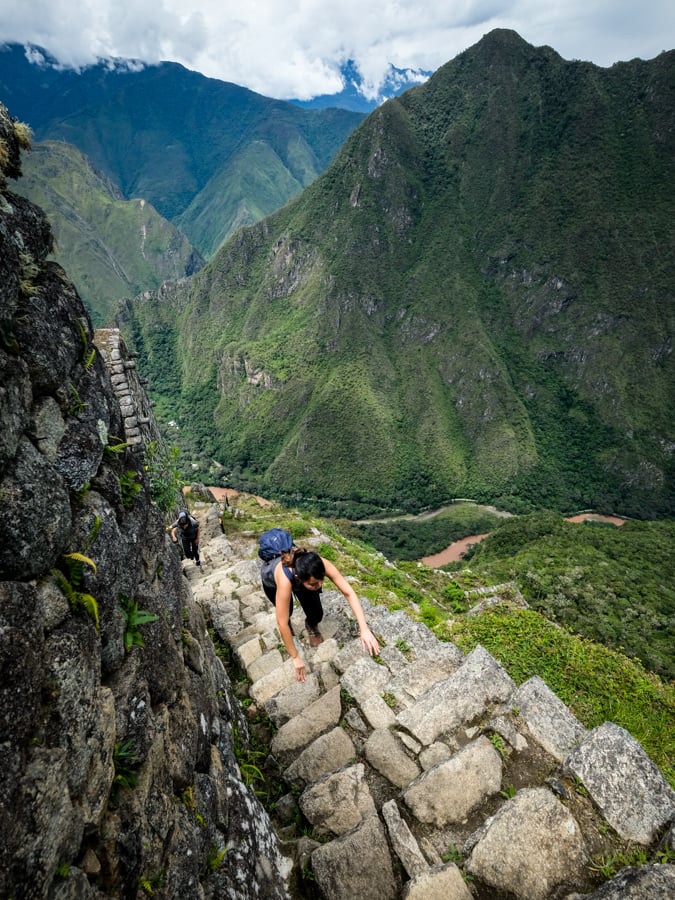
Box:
[461,513,675,681]
[0,44,364,256]
[123,30,675,519]
[12,140,203,325]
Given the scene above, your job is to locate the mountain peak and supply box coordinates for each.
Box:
[466,28,563,65]
[289,59,431,112]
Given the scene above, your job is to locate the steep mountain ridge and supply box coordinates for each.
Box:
[123,30,675,518]
[12,139,203,324]
[0,43,365,254]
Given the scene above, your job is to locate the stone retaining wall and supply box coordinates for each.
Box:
[94,328,162,452]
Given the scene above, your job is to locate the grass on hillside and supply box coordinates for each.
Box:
[462,513,675,681]
[444,608,675,788]
[207,491,675,787]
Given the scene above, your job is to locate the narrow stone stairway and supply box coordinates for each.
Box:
[182,502,675,900]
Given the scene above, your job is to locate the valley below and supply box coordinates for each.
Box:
[205,489,627,566]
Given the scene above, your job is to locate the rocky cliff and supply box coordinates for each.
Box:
[0,100,287,900]
[1,97,674,900]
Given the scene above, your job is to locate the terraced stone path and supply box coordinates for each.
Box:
[183,502,675,900]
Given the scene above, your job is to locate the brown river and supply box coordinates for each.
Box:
[203,488,625,567]
[421,513,626,567]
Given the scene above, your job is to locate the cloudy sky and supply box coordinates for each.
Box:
[1,0,673,100]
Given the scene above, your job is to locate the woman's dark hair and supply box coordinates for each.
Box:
[292,549,325,583]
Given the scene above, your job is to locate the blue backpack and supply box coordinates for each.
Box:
[258,528,294,561]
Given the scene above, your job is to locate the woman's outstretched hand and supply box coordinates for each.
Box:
[292,655,307,682]
[360,628,380,657]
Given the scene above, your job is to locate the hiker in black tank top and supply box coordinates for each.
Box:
[261,547,380,682]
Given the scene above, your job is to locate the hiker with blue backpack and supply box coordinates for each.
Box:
[258,528,380,682]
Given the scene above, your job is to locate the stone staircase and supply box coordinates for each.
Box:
[184,502,675,900]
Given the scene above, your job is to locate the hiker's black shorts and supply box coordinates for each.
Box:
[262,579,323,628]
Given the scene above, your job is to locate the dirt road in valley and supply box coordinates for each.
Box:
[421,534,491,566]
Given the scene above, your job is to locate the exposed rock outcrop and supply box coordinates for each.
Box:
[0,100,288,900]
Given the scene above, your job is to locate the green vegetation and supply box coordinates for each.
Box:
[144,441,183,515]
[119,470,142,508]
[588,847,650,879]
[50,552,100,630]
[120,595,159,651]
[112,738,140,799]
[13,141,203,325]
[139,870,166,895]
[445,609,674,785]
[441,844,463,864]
[206,846,228,873]
[11,55,363,323]
[122,33,675,520]
[338,505,675,682]
[463,513,675,680]
[343,504,504,561]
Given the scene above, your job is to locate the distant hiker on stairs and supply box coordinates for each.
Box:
[259,530,380,682]
[170,511,201,566]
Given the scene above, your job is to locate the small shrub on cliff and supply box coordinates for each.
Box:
[13,120,33,149]
[139,870,166,895]
[77,320,96,371]
[144,440,183,514]
[119,470,142,508]
[0,138,9,174]
[112,738,140,800]
[18,250,39,296]
[207,846,228,872]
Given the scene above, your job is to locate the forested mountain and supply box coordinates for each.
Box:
[0,42,364,259]
[120,30,675,520]
[12,140,203,325]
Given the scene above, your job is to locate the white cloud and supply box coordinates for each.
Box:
[0,0,673,98]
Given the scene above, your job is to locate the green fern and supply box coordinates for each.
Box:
[51,567,100,631]
[120,595,159,651]
[83,347,96,371]
[105,438,130,455]
[112,738,140,800]
[62,551,97,575]
[0,319,19,354]
[68,384,86,416]
[77,319,96,371]
[207,846,228,872]
[120,470,142,508]
[85,516,102,549]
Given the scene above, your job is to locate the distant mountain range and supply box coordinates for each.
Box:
[118,30,675,520]
[289,60,431,112]
[1,41,366,319]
